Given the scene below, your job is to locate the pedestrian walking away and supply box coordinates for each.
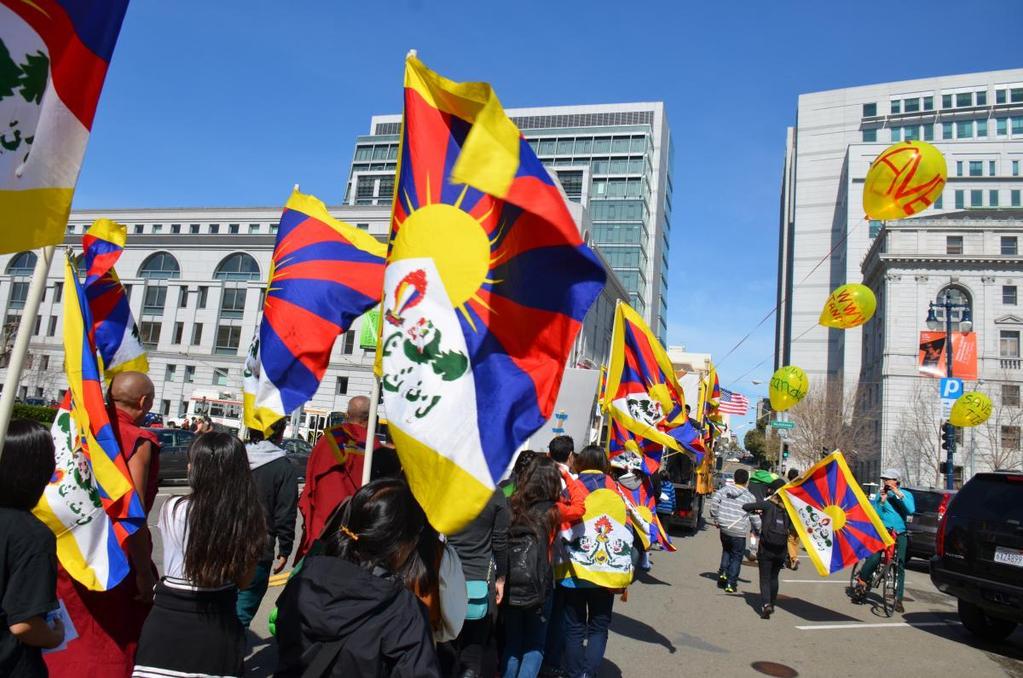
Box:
[743,478,793,619]
[708,468,760,593]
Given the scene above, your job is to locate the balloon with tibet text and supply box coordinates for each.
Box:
[949,392,992,428]
[863,140,947,221]
[769,365,808,413]
[819,283,877,329]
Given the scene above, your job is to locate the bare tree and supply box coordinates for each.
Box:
[973,379,1023,473]
[887,380,945,487]
[785,380,876,470]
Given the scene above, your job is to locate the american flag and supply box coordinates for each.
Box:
[718,387,749,415]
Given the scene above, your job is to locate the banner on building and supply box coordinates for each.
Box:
[358,307,380,350]
[918,331,977,380]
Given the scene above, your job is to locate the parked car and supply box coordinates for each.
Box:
[930,471,1023,642]
[147,427,197,485]
[282,437,312,481]
[903,487,956,562]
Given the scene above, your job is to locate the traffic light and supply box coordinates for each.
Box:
[782,444,790,460]
[940,422,955,452]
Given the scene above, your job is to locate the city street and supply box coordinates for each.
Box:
[149,489,1023,678]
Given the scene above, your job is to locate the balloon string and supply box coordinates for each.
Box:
[717,219,867,374]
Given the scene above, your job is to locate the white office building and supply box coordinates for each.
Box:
[0,202,625,435]
[859,209,1023,484]
[776,69,1023,395]
[345,102,674,342]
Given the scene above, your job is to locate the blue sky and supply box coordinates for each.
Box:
[74,0,1023,417]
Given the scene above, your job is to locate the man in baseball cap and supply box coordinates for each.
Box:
[853,468,915,612]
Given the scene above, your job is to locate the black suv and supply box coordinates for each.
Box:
[930,471,1023,641]
[904,487,955,562]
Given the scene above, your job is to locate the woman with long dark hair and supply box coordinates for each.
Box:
[0,420,63,677]
[502,455,584,678]
[132,432,267,677]
[275,478,441,677]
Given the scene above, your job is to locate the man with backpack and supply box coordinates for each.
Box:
[743,478,793,619]
[708,468,760,593]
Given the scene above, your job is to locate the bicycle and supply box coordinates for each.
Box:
[848,529,900,617]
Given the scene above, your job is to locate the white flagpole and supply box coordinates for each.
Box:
[361,376,381,486]
[0,244,57,456]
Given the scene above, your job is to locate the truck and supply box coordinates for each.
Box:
[658,451,706,533]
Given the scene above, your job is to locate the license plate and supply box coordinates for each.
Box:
[994,546,1023,568]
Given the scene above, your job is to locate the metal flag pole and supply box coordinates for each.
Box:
[0,244,57,456]
[361,375,381,486]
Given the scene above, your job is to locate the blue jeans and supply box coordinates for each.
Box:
[718,533,745,587]
[502,595,553,678]
[562,587,614,678]
[235,559,271,628]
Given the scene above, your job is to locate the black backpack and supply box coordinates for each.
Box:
[760,501,790,547]
[505,522,552,609]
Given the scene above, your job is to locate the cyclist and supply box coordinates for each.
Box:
[853,468,915,613]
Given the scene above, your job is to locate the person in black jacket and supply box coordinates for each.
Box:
[275,479,441,677]
[446,489,509,678]
[237,419,298,628]
[743,478,793,620]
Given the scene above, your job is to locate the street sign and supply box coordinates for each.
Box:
[771,420,795,430]
[940,377,963,417]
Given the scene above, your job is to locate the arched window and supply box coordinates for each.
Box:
[935,284,972,331]
[6,251,37,275]
[137,252,180,279]
[214,253,260,281]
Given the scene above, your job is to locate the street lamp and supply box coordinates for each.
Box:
[926,289,974,490]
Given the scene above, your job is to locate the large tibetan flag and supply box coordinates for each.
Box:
[81,219,147,377]
[608,417,663,474]
[32,255,145,590]
[243,190,386,434]
[378,55,606,533]
[779,451,894,576]
[667,418,706,465]
[0,0,129,253]
[602,302,688,455]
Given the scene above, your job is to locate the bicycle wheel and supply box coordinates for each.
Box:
[881,563,897,617]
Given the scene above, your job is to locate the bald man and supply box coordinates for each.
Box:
[296,396,372,560]
[46,371,161,678]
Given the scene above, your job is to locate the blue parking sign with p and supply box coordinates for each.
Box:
[940,378,963,400]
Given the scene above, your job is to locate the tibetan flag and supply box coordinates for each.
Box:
[602,303,687,455]
[667,418,706,465]
[779,451,894,576]
[378,55,605,533]
[81,219,147,377]
[0,0,129,253]
[608,417,663,474]
[31,255,145,590]
[243,190,385,434]
[621,476,676,553]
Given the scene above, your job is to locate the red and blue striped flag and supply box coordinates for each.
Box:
[244,190,386,434]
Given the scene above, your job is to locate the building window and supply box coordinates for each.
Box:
[214,253,260,281]
[178,286,188,308]
[229,223,239,234]
[1003,385,1021,407]
[1002,237,1018,255]
[934,194,943,209]
[191,322,203,345]
[142,285,166,314]
[165,364,176,382]
[40,355,49,371]
[178,401,188,418]
[134,224,143,235]
[173,321,184,344]
[6,251,35,276]
[1013,160,1020,176]
[219,288,247,318]
[197,286,208,309]
[890,100,900,114]
[137,252,181,279]
[997,118,1009,136]
[946,236,963,255]
[184,365,195,383]
[249,223,260,234]
[1002,425,1021,451]
[190,223,200,234]
[32,315,40,335]
[942,94,953,108]
[970,190,983,207]
[214,325,241,355]
[52,282,62,303]
[213,368,229,386]
[139,321,161,348]
[341,330,355,355]
[1000,330,1021,358]
[1012,190,1021,207]
[969,160,982,177]
[171,224,181,234]
[47,316,57,336]
[862,102,876,117]
[990,190,1000,207]
[8,281,28,309]
[861,128,876,142]
[954,190,964,209]
[1013,88,1023,103]
[868,220,883,238]
[904,97,919,113]
[989,160,997,176]
[976,90,987,106]
[942,121,954,139]
[997,89,1007,104]
[335,376,349,395]
[956,92,973,107]
[955,160,963,177]
[890,127,901,142]
[1004,285,1018,305]
[923,96,933,111]
[923,124,934,141]
[1015,118,1023,136]
[209,223,220,234]
[957,120,973,138]
[977,119,988,138]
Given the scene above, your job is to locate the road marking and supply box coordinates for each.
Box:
[796,621,959,631]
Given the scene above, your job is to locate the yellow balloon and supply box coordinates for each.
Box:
[769,366,809,413]
[863,140,947,221]
[949,392,992,428]
[819,283,877,329]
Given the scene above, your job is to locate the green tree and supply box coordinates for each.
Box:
[17,50,48,104]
